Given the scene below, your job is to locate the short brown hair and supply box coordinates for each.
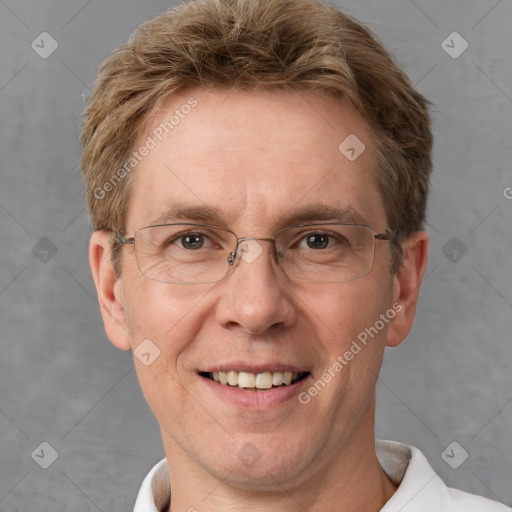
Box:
[80,0,432,274]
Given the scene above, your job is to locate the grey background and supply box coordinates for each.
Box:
[0,0,511,510]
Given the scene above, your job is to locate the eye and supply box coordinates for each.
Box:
[172,232,214,250]
[299,232,347,250]
[302,233,329,250]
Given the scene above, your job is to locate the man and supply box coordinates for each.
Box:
[80,0,510,510]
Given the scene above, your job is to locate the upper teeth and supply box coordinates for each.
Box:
[211,371,299,389]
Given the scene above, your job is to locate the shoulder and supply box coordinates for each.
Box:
[443,486,510,511]
[376,440,510,512]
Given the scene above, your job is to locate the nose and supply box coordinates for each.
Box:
[215,238,297,335]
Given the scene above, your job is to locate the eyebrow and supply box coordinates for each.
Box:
[147,204,233,225]
[145,202,369,229]
[277,204,368,227]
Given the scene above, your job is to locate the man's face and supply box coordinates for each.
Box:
[109,89,400,487]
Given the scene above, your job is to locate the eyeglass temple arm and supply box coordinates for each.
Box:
[112,234,135,245]
[375,229,394,241]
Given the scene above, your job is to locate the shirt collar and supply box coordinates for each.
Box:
[377,439,444,511]
[133,457,170,512]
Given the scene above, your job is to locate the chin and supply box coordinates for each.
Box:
[204,433,318,491]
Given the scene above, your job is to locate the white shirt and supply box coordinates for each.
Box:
[134,440,510,511]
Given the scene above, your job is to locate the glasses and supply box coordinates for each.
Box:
[114,223,394,284]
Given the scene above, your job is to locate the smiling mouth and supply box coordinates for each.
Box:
[200,371,310,390]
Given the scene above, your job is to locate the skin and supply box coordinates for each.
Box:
[90,88,428,512]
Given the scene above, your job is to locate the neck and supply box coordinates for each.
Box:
[161,425,397,512]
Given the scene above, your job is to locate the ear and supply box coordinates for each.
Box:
[89,231,132,351]
[386,231,429,348]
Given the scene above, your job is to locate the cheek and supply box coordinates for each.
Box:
[298,278,396,406]
[302,280,393,346]
[123,277,215,359]
[123,281,211,417]
[316,284,393,370]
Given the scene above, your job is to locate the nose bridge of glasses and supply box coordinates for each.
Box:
[234,236,276,259]
[237,236,276,246]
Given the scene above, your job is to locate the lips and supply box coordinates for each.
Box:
[197,365,312,409]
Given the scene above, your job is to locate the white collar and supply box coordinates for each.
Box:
[134,440,509,511]
[133,457,170,512]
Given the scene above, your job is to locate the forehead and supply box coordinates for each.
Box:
[126,88,386,233]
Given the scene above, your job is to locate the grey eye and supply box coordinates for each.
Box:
[179,233,205,250]
[305,233,330,249]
